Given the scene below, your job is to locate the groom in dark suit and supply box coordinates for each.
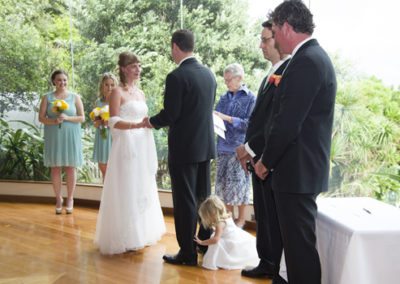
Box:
[254,1,337,283]
[237,20,289,279]
[145,29,217,266]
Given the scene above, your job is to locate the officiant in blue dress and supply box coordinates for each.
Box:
[214,63,256,228]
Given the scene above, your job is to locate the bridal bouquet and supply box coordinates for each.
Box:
[90,105,110,139]
[52,99,69,128]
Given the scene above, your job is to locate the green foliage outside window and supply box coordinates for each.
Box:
[0,0,399,204]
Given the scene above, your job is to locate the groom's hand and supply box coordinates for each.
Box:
[142,117,154,128]
[254,160,269,180]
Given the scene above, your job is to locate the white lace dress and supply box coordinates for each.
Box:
[94,100,166,255]
[202,217,259,270]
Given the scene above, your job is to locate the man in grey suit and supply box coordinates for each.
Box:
[254,1,337,283]
[144,29,217,266]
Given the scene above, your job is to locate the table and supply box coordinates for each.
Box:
[316,197,400,284]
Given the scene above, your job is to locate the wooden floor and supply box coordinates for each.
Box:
[0,202,270,284]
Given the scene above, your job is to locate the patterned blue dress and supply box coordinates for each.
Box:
[215,85,255,205]
[92,99,111,164]
[43,92,83,167]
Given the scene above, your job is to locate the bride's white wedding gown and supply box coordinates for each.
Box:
[94,100,166,255]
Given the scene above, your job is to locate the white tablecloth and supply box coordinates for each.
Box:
[316,197,400,284]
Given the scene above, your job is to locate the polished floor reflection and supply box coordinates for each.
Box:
[0,202,269,283]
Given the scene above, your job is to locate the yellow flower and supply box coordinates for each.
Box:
[99,105,109,121]
[89,107,102,121]
[90,105,110,139]
[52,99,69,114]
[100,112,109,121]
[52,99,69,129]
[89,111,95,121]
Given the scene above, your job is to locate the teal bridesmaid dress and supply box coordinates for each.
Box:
[92,100,111,164]
[43,92,83,167]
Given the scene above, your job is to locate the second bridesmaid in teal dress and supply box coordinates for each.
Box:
[92,73,118,181]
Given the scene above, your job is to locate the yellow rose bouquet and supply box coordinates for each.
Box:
[90,105,110,139]
[52,99,69,128]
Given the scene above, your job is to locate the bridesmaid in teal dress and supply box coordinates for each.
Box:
[92,73,118,180]
[39,69,85,214]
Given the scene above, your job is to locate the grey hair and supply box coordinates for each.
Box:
[224,63,245,79]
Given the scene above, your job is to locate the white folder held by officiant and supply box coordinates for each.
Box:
[213,113,226,139]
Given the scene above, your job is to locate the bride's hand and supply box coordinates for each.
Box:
[142,117,153,128]
[131,121,145,129]
[136,121,146,128]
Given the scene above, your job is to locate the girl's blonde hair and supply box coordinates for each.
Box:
[198,195,230,229]
[98,72,118,101]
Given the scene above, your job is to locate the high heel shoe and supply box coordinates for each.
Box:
[55,198,63,215]
[66,199,74,214]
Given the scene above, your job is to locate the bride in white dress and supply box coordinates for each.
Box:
[94,52,165,254]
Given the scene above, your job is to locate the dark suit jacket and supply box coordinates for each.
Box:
[150,57,217,164]
[245,60,289,160]
[261,39,337,194]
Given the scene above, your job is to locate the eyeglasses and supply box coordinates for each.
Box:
[224,75,240,83]
[261,36,274,44]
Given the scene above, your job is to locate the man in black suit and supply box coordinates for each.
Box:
[254,1,337,283]
[236,20,289,279]
[144,29,217,266]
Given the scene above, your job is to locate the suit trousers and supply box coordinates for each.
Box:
[168,160,212,258]
[272,190,321,284]
[252,175,282,272]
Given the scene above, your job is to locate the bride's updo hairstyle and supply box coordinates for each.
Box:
[118,51,140,86]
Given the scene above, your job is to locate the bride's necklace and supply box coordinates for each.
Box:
[124,84,140,98]
[125,85,141,100]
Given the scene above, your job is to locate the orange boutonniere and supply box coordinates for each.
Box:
[268,74,282,87]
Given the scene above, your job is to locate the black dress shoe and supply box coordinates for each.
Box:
[162,253,197,266]
[241,265,274,279]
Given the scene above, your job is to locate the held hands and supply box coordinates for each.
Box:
[141,117,154,128]
[127,118,151,129]
[236,144,269,179]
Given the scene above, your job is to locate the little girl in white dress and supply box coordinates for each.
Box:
[194,195,258,270]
